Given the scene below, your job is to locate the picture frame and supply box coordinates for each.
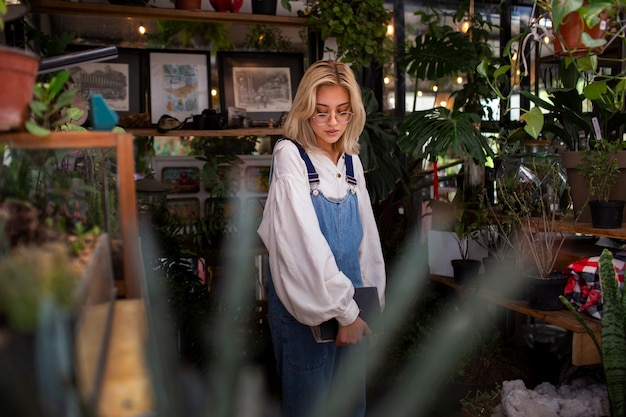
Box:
[217,51,304,125]
[151,155,271,221]
[161,166,201,194]
[148,50,211,125]
[67,47,144,118]
[166,198,201,224]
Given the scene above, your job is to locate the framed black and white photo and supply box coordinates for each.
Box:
[217,51,304,125]
[148,50,211,125]
[67,47,144,118]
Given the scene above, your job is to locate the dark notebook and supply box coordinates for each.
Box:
[311,286,384,343]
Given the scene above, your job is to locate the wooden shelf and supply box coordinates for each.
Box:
[430,274,602,366]
[555,220,626,240]
[127,127,285,137]
[29,0,308,26]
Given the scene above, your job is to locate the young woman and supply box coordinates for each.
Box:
[257,60,386,417]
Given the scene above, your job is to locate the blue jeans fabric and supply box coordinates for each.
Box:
[268,171,366,417]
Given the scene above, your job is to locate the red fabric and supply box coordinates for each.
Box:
[563,255,625,319]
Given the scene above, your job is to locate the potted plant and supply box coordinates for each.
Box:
[450,204,484,285]
[397,4,498,205]
[494,158,570,310]
[578,138,626,228]
[280,0,393,70]
[537,0,611,56]
[0,0,39,132]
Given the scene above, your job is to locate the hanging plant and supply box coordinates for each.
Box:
[281,0,393,69]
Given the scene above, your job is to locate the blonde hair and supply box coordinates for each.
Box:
[283,61,365,155]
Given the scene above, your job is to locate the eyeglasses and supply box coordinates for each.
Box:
[311,111,354,126]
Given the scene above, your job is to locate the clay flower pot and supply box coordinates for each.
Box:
[553,4,608,56]
[0,47,39,132]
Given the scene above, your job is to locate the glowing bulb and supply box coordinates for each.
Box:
[440,100,447,107]
[432,85,438,92]
[461,20,471,33]
[211,89,217,97]
[387,24,394,36]
[417,91,423,97]
[384,76,390,84]
[543,35,550,44]
[138,25,146,35]
[457,76,463,84]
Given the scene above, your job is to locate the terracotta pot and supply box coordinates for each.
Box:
[561,151,626,223]
[0,47,39,132]
[553,4,608,56]
[209,0,243,12]
[175,0,201,10]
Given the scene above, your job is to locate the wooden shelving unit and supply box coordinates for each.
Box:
[127,127,285,137]
[29,0,308,26]
[430,217,626,366]
[430,274,601,366]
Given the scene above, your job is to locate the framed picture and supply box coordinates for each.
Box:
[166,198,201,224]
[148,50,211,125]
[245,165,271,193]
[217,51,304,124]
[67,47,144,118]
[161,166,201,194]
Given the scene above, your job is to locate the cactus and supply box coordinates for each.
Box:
[561,248,626,417]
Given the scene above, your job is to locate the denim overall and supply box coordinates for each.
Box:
[268,141,366,417]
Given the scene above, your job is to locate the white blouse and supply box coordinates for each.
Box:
[257,139,386,327]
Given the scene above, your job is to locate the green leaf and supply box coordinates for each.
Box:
[24,121,51,137]
[583,81,608,100]
[520,107,544,139]
[551,0,583,32]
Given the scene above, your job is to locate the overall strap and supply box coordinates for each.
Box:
[344,154,357,187]
[281,138,357,189]
[289,140,320,188]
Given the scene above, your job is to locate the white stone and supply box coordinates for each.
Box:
[494,378,610,417]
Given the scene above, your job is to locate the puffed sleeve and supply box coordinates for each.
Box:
[352,154,386,309]
[257,140,360,326]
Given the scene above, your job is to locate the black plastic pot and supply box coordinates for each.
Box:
[451,259,481,286]
[527,273,569,311]
[589,200,625,229]
[251,0,277,15]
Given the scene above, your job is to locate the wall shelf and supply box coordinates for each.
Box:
[128,127,285,137]
[29,0,308,26]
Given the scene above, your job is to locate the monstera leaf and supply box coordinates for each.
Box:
[398,107,494,164]
[398,30,478,81]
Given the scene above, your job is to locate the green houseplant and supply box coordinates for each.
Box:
[280,0,393,70]
[397,4,498,207]
[578,139,626,228]
[494,157,570,310]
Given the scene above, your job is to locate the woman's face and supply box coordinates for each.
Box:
[310,84,351,151]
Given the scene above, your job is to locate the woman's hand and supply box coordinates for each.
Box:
[335,316,371,346]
